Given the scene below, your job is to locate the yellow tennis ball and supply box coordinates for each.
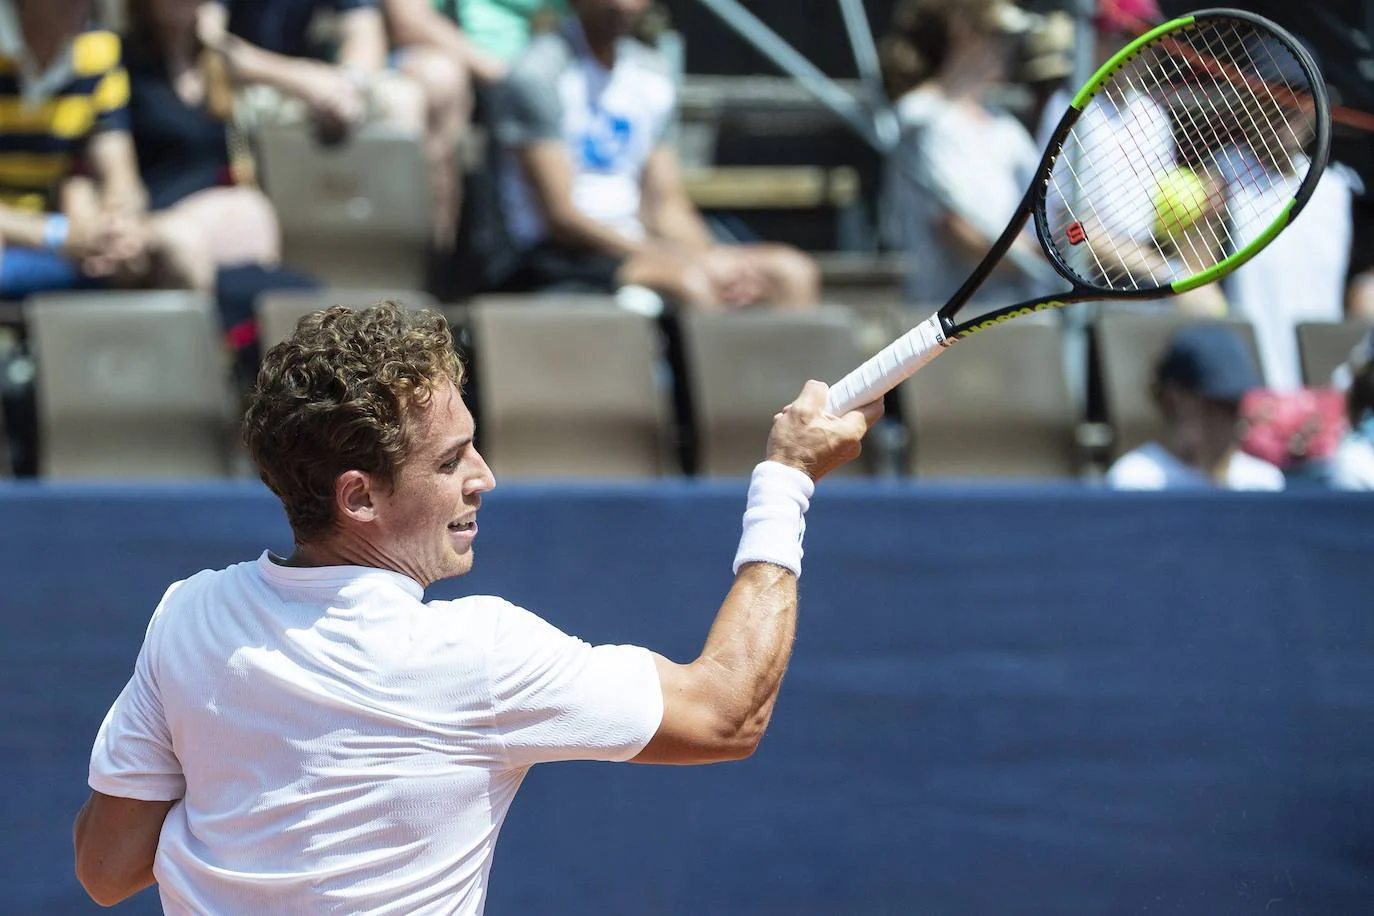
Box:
[1153,167,1210,238]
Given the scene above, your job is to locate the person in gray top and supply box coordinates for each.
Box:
[487,0,820,311]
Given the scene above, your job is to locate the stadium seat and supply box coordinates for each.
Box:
[1295,320,1372,388]
[27,290,235,479]
[900,322,1078,478]
[254,287,440,351]
[1095,312,1260,459]
[255,122,431,289]
[676,306,865,476]
[821,291,919,361]
[466,299,674,478]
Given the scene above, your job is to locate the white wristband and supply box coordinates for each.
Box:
[732,461,815,577]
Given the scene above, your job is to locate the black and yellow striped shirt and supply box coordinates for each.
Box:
[0,29,130,212]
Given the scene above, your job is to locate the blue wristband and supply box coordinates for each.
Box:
[42,213,69,251]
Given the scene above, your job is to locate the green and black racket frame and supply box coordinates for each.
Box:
[827,8,1331,414]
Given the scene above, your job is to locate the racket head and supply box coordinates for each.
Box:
[1031,8,1331,299]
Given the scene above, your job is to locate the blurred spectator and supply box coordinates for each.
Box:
[1218,45,1358,391]
[878,0,1047,307]
[199,0,466,250]
[487,0,819,311]
[1347,267,1374,321]
[1035,0,1228,317]
[1017,8,1071,138]
[125,0,318,381]
[1328,329,1374,490]
[124,0,282,290]
[0,0,177,297]
[1107,323,1284,490]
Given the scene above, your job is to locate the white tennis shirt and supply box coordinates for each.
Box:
[89,552,664,915]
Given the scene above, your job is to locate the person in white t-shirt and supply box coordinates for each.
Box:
[1107,323,1284,490]
[878,0,1048,308]
[72,302,881,913]
[487,0,820,311]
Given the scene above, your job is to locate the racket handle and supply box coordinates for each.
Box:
[826,313,952,415]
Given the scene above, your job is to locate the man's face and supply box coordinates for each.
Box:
[574,0,650,41]
[366,381,496,587]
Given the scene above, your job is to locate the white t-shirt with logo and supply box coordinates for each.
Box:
[88,553,663,915]
[493,23,677,249]
[1106,441,1285,491]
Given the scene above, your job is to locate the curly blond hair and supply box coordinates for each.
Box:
[243,302,465,542]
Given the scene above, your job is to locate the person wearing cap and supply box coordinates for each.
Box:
[878,0,1050,307]
[1107,323,1285,490]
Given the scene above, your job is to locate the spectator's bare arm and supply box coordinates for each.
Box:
[88,131,148,218]
[384,0,506,84]
[640,145,713,250]
[516,141,645,257]
[335,6,388,76]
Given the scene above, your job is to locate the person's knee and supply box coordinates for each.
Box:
[618,251,714,309]
[370,71,427,134]
[401,48,472,126]
[758,245,820,306]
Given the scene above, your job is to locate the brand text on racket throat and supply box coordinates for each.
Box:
[958,301,1065,335]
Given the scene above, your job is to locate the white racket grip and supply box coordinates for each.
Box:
[826,313,953,414]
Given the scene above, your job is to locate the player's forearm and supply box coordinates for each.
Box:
[695,460,814,747]
[694,562,799,743]
[73,796,158,906]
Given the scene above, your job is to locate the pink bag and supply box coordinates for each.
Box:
[1239,387,1347,469]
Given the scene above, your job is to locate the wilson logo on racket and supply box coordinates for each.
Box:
[1065,221,1087,245]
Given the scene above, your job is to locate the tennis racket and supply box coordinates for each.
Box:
[827,8,1331,414]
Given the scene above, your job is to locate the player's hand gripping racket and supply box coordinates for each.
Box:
[827,8,1331,414]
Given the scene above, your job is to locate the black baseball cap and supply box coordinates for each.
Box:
[1154,324,1262,401]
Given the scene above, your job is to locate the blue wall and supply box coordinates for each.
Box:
[3,482,1373,914]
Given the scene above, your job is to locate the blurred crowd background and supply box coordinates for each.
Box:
[0,0,1371,489]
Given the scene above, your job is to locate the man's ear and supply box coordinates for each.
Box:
[336,470,378,524]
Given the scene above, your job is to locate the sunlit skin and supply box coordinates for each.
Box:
[284,381,497,588]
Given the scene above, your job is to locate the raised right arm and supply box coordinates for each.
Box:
[632,381,881,764]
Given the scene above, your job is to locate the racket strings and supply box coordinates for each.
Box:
[1043,16,1318,293]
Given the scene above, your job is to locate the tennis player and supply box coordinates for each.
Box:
[73,302,881,913]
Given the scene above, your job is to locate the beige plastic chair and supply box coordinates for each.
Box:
[900,322,1078,478]
[466,300,673,478]
[255,122,431,289]
[1295,321,1372,387]
[1095,312,1260,459]
[27,290,235,479]
[254,288,441,351]
[678,306,865,476]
